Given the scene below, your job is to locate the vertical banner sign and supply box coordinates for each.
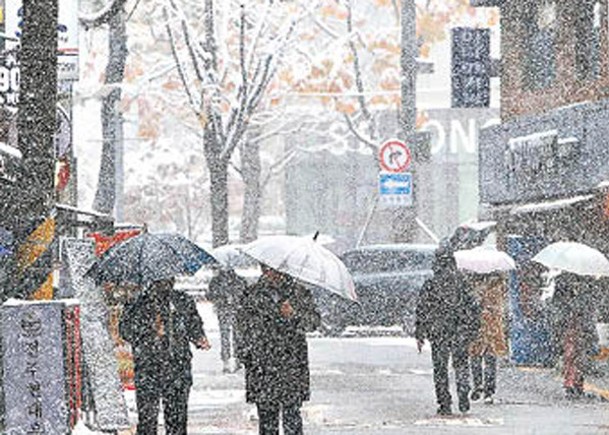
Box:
[451,27,491,108]
[2,300,69,434]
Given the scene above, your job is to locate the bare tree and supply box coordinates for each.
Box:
[80,0,129,217]
[163,0,308,247]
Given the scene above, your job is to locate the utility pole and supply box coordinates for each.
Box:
[12,0,58,298]
[397,0,417,242]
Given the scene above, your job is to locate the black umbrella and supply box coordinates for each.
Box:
[439,221,496,254]
[87,233,217,286]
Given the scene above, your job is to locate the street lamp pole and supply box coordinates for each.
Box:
[397,0,418,242]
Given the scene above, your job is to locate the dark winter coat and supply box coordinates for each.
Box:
[207,269,247,311]
[236,276,321,404]
[119,289,207,391]
[549,274,599,361]
[415,261,480,347]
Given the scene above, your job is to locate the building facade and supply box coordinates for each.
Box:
[477,0,609,328]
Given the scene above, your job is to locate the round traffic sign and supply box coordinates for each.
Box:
[379,140,411,173]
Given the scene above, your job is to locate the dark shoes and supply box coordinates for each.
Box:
[565,387,584,400]
[437,404,452,416]
[458,398,470,413]
[470,388,483,402]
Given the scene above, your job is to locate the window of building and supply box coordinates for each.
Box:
[575,0,602,80]
[523,0,557,90]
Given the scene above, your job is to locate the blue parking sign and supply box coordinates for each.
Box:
[379,172,413,206]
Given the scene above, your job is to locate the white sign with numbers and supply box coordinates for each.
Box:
[0,51,19,108]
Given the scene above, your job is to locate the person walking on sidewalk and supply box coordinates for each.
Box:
[468,273,508,404]
[119,278,211,434]
[208,266,247,373]
[549,273,600,399]
[237,264,321,435]
[415,250,481,416]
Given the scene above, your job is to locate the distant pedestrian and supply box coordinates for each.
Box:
[119,278,211,434]
[237,264,321,435]
[207,266,248,373]
[415,251,481,416]
[468,273,508,404]
[549,273,599,399]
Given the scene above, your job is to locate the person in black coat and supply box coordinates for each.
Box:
[236,264,321,435]
[415,251,481,415]
[119,277,211,434]
[548,273,600,399]
[207,267,248,373]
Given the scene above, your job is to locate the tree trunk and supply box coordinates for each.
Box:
[239,139,261,243]
[93,5,127,216]
[205,128,229,248]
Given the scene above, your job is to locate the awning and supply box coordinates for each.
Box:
[510,194,595,215]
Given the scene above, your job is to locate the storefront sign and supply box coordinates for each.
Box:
[5,0,79,81]
[478,100,607,205]
[2,300,68,434]
[0,50,19,108]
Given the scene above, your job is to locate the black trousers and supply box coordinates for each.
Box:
[257,401,303,435]
[217,308,237,363]
[431,339,470,409]
[136,380,190,435]
[471,354,497,396]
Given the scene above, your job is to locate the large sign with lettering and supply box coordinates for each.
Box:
[420,108,499,158]
[478,99,609,204]
[2,300,69,434]
[451,27,491,108]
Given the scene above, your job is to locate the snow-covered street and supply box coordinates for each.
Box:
[126,303,609,435]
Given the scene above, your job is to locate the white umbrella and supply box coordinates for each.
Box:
[211,244,257,269]
[531,242,609,277]
[239,235,357,301]
[454,247,516,274]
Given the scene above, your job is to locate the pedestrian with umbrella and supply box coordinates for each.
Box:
[415,249,481,416]
[207,263,248,373]
[88,232,216,434]
[467,272,508,404]
[454,247,514,404]
[236,234,355,434]
[532,242,608,400]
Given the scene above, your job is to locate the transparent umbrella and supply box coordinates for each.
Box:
[454,247,516,274]
[239,234,357,301]
[532,241,609,277]
[211,244,258,269]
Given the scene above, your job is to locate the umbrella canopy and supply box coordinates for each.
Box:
[211,244,258,269]
[239,235,357,301]
[87,233,217,285]
[454,247,516,274]
[531,242,609,277]
[439,220,496,253]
